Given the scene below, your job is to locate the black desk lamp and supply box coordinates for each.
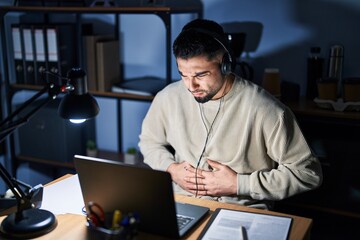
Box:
[0,67,99,239]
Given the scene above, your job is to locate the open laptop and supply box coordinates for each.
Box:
[74,155,209,239]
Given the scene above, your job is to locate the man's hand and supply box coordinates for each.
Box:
[167,161,200,193]
[167,160,237,197]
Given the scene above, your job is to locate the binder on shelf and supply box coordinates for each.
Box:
[45,27,58,75]
[11,25,25,84]
[96,39,120,92]
[33,26,47,85]
[21,25,36,85]
[46,24,76,79]
[56,24,77,77]
[83,34,113,91]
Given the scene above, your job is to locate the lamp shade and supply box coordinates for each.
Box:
[58,68,100,120]
[58,93,99,120]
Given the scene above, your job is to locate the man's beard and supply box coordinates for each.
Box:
[194,93,215,103]
[192,78,226,103]
[194,87,220,103]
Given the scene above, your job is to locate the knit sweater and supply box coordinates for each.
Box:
[139,75,322,209]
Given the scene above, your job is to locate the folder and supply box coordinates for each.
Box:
[45,26,60,76]
[33,26,47,85]
[46,24,76,79]
[83,34,113,91]
[21,25,36,84]
[56,24,77,77]
[11,25,25,84]
[96,39,120,92]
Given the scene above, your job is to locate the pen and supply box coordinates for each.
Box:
[112,210,122,229]
[239,225,246,240]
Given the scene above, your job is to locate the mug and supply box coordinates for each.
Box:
[262,68,281,98]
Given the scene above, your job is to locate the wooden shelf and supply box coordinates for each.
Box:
[10,84,154,101]
[284,97,360,121]
[17,149,148,169]
[17,155,75,169]
[0,5,203,15]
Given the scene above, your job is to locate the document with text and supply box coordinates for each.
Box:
[199,208,292,240]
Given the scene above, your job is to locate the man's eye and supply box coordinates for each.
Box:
[196,73,207,79]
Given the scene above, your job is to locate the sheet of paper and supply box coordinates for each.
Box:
[200,208,292,240]
[40,174,85,215]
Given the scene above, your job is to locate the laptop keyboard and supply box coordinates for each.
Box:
[177,214,194,230]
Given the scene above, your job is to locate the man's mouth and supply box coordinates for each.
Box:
[192,91,205,97]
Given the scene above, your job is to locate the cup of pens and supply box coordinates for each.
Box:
[85,201,140,240]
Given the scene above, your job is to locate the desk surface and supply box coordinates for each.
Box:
[0,175,313,240]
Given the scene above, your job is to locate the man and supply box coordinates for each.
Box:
[139,19,322,209]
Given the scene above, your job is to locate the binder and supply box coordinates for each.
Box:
[96,39,120,91]
[21,25,36,84]
[46,26,60,76]
[83,34,113,91]
[46,24,76,79]
[33,26,47,85]
[56,24,77,77]
[11,25,25,84]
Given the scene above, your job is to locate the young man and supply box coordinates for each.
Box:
[139,19,322,209]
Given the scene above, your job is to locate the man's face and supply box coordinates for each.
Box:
[177,55,226,103]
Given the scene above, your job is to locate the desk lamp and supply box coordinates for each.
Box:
[0,67,99,239]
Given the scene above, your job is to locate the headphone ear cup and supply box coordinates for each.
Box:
[221,53,233,75]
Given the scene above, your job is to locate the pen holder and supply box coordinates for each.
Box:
[86,212,139,240]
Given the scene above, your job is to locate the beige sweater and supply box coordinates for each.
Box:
[139,76,322,209]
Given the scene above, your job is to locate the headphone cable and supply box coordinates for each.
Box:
[194,79,227,197]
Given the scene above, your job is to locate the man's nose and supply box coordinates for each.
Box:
[188,77,199,90]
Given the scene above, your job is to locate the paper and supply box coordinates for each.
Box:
[200,208,292,240]
[40,174,85,215]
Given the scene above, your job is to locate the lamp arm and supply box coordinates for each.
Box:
[0,82,62,213]
[0,97,53,139]
[0,164,26,203]
[0,69,69,130]
[0,82,63,141]
[0,85,48,129]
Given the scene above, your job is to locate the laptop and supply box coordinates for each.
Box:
[74,155,209,239]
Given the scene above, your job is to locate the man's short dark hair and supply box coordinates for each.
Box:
[173,19,228,61]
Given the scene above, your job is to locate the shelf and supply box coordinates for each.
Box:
[17,149,147,169]
[284,97,360,121]
[11,84,154,101]
[0,5,203,15]
[17,154,75,169]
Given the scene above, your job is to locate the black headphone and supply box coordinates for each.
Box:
[188,28,233,75]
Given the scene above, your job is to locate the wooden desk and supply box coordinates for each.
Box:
[0,175,313,239]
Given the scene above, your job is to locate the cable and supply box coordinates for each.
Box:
[194,78,227,197]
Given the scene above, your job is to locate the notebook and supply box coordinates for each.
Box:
[74,155,209,239]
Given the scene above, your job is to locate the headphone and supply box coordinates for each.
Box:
[186,28,233,75]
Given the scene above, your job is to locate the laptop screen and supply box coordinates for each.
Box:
[74,155,209,238]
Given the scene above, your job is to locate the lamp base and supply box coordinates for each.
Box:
[0,208,57,239]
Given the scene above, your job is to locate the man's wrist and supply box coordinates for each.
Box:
[237,174,250,195]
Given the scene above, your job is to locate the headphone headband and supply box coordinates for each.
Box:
[183,27,233,75]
